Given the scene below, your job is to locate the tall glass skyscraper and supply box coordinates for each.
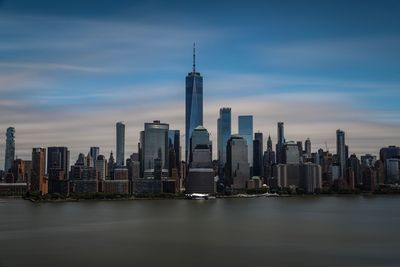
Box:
[4,127,15,172]
[238,115,253,167]
[217,107,231,174]
[140,120,169,179]
[253,132,263,176]
[276,122,285,164]
[116,122,125,166]
[336,129,346,178]
[89,146,99,167]
[185,44,203,163]
[168,129,180,176]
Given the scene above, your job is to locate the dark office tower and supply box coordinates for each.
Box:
[90,147,100,167]
[31,148,47,194]
[263,135,276,181]
[253,132,263,177]
[4,127,15,172]
[297,141,303,157]
[168,130,181,177]
[108,151,115,179]
[267,134,273,151]
[47,147,70,194]
[116,122,125,166]
[276,122,285,164]
[347,154,361,187]
[305,138,311,158]
[217,107,231,175]
[336,129,346,178]
[226,135,250,190]
[140,120,169,179]
[238,115,253,167]
[185,43,203,163]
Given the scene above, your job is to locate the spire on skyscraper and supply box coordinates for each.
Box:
[193,42,196,73]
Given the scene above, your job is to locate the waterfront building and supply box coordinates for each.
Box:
[189,126,211,165]
[89,147,100,167]
[186,126,215,194]
[336,129,346,178]
[305,138,311,158]
[273,163,322,193]
[31,148,48,194]
[116,122,125,166]
[276,122,285,164]
[47,146,70,194]
[238,115,253,167]
[108,151,116,179]
[96,155,107,181]
[185,44,203,163]
[284,141,300,164]
[217,107,231,175]
[253,132,263,177]
[4,127,15,173]
[140,120,169,180]
[360,154,377,167]
[347,154,361,187]
[168,130,181,178]
[226,135,250,190]
[385,158,400,184]
[263,135,275,181]
[12,159,31,183]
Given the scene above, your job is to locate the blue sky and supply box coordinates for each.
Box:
[1,0,400,165]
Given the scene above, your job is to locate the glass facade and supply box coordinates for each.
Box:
[336,129,346,178]
[168,130,180,175]
[116,122,125,166]
[141,121,169,179]
[4,127,15,172]
[238,115,253,166]
[217,108,231,173]
[185,71,203,163]
[276,122,285,164]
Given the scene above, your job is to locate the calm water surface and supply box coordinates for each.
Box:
[0,196,399,267]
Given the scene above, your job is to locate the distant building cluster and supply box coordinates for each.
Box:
[1,46,399,196]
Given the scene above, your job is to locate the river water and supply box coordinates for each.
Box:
[0,196,399,267]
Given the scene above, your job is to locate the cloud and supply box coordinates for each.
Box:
[256,36,400,69]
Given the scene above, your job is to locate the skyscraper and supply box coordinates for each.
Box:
[226,135,250,190]
[185,44,203,163]
[89,147,99,167]
[140,120,169,179]
[116,122,125,166]
[336,129,346,178]
[238,115,253,166]
[168,129,181,178]
[263,135,276,180]
[253,132,263,176]
[47,146,70,194]
[276,122,285,164]
[217,107,231,175]
[31,147,47,194]
[4,127,15,172]
[305,138,311,158]
[186,126,215,194]
[190,126,211,166]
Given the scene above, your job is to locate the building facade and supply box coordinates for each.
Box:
[217,107,231,175]
[238,115,253,167]
[185,44,203,163]
[140,120,169,179]
[4,127,15,173]
[116,122,125,166]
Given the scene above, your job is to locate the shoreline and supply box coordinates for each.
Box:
[0,191,398,203]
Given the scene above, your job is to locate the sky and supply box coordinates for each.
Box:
[1,0,400,167]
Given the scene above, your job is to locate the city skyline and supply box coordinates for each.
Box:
[1,0,400,166]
